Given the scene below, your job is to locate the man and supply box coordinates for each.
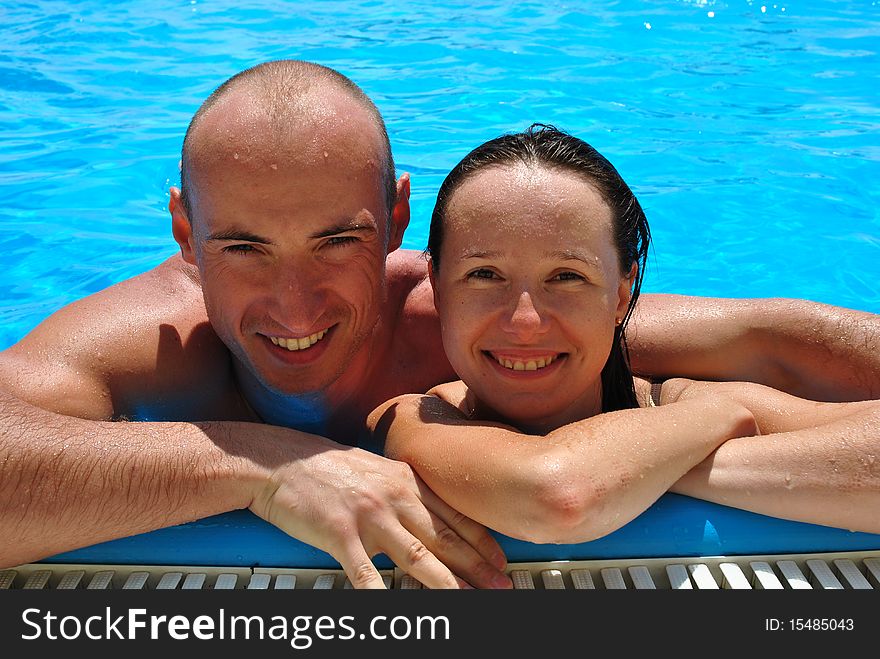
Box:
[1,60,878,588]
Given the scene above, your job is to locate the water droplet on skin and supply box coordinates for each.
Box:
[233,152,240,159]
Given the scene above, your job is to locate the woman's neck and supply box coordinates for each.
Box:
[466,385,605,436]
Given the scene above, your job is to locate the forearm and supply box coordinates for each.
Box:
[671,405,880,533]
[378,395,754,544]
[630,294,880,401]
[0,391,277,567]
[535,400,756,543]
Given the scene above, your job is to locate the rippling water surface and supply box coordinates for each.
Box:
[1,0,878,348]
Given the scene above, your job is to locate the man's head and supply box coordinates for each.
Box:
[178,60,398,222]
[169,60,411,397]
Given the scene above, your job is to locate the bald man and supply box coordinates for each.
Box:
[1,60,878,588]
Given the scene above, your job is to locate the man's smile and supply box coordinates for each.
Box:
[260,326,335,365]
[268,328,329,351]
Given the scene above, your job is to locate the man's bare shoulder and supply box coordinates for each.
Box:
[385,249,438,323]
[384,250,439,332]
[366,250,455,399]
[12,254,211,347]
[1,254,238,420]
[386,248,428,292]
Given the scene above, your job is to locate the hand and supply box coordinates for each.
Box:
[249,444,512,589]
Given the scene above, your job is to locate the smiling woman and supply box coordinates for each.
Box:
[427,123,646,431]
[367,124,880,544]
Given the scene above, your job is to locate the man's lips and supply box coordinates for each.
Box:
[261,326,334,364]
[267,328,329,351]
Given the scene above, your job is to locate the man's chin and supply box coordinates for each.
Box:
[258,370,346,398]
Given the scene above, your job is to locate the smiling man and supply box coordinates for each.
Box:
[0,61,507,589]
[169,73,443,436]
[1,59,879,588]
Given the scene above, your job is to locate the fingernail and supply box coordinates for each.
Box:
[491,551,507,570]
[492,573,513,589]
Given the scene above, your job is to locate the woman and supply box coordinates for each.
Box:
[367,124,880,545]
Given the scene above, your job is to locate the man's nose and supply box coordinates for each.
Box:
[271,268,327,328]
[501,290,549,341]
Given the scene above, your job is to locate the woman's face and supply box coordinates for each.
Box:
[430,163,634,432]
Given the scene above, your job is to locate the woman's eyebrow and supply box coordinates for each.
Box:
[460,249,503,259]
[549,248,602,269]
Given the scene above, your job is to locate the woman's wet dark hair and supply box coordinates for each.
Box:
[428,123,651,412]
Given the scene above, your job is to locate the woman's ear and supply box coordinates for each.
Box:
[616,262,638,320]
[428,256,440,310]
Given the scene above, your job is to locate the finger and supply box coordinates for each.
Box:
[375,526,466,590]
[411,510,512,589]
[386,498,511,589]
[403,480,511,589]
[336,543,389,590]
[418,483,508,571]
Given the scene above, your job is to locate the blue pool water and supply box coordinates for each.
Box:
[1,0,879,350]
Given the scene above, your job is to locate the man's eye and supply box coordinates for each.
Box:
[222,244,257,255]
[326,236,358,247]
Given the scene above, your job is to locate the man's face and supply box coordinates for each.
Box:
[173,91,406,397]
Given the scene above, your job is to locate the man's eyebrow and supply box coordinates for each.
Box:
[207,229,273,244]
[205,221,378,244]
[310,222,378,239]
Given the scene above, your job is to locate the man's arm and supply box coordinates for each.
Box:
[0,391,507,588]
[662,378,880,533]
[0,389,256,566]
[0,260,509,589]
[629,294,880,402]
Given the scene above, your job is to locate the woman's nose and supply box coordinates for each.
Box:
[501,291,549,340]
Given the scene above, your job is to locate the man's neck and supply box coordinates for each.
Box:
[231,324,390,443]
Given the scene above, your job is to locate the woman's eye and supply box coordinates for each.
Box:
[466,268,497,280]
[553,271,585,282]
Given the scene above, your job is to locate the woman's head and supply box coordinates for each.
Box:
[428,124,650,430]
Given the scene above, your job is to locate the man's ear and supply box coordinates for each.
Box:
[387,173,411,253]
[169,187,198,265]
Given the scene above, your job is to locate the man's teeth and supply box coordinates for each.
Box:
[494,355,556,371]
[269,329,328,351]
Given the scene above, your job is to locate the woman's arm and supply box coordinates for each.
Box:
[368,386,756,544]
[663,378,880,533]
